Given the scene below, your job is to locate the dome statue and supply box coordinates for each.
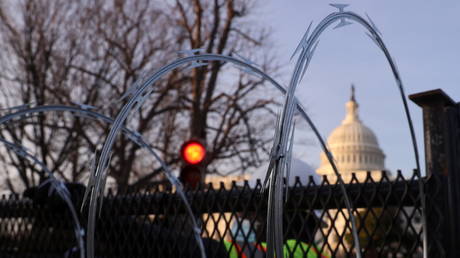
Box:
[316,85,386,182]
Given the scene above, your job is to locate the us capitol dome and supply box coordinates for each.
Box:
[316,85,386,182]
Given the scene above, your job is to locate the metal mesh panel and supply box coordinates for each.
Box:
[0,171,444,257]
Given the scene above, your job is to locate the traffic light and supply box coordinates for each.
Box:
[179,140,206,189]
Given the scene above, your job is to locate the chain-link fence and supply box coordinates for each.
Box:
[0,170,447,258]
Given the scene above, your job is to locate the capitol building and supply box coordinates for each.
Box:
[316,85,386,182]
[317,85,388,254]
[207,85,389,248]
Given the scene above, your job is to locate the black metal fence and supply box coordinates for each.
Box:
[0,171,445,258]
[0,89,458,258]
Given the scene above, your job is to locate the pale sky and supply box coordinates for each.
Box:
[256,1,460,176]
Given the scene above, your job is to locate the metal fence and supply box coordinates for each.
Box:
[0,89,458,258]
[0,171,445,258]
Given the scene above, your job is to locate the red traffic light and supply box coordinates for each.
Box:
[181,140,206,165]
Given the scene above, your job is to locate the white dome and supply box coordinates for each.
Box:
[316,86,385,178]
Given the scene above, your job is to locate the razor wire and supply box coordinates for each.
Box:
[0,137,85,258]
[0,104,206,258]
[82,52,361,258]
[267,6,426,258]
[0,5,428,258]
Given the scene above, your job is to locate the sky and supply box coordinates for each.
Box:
[253,1,460,176]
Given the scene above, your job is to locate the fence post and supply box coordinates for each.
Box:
[410,89,460,258]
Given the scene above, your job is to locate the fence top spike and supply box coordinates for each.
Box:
[292,176,300,185]
[206,182,214,191]
[350,172,359,183]
[255,178,262,188]
[308,177,318,188]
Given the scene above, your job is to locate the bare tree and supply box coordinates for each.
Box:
[0,0,91,192]
[168,0,279,176]
[0,0,279,193]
